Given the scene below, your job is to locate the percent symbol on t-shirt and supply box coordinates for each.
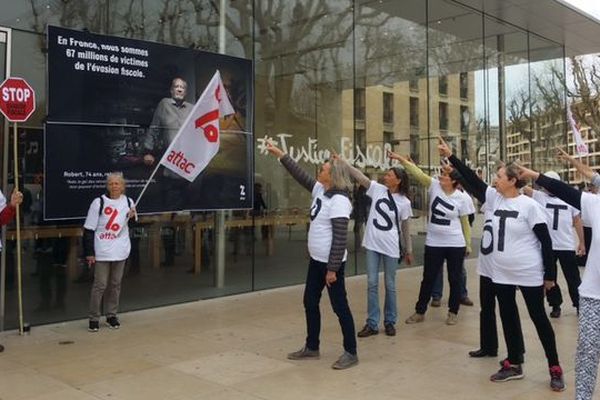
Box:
[104,207,120,231]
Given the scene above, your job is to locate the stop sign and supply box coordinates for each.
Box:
[0,77,36,122]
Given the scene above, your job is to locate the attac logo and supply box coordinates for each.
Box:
[166,150,195,174]
[195,109,219,143]
[193,84,222,143]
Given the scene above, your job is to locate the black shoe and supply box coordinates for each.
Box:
[550,307,561,318]
[469,349,497,358]
[88,320,99,332]
[460,297,474,306]
[106,316,120,329]
[0,344,4,352]
[384,323,396,336]
[357,324,378,338]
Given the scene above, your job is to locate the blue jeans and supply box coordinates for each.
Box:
[366,249,399,328]
[431,264,468,300]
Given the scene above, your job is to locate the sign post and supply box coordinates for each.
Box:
[0,77,36,335]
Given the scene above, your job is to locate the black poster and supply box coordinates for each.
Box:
[46,26,253,219]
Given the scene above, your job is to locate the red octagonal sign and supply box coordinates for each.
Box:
[0,77,36,122]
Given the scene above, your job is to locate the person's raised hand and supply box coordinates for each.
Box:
[441,162,453,175]
[514,162,540,181]
[387,150,408,164]
[266,142,285,159]
[555,147,572,163]
[438,136,452,158]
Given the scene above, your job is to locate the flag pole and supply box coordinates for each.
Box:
[13,121,24,335]
[134,160,161,208]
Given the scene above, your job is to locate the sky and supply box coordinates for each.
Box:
[559,0,600,22]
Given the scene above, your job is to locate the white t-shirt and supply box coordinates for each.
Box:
[477,203,493,278]
[307,182,352,263]
[84,194,132,262]
[532,190,579,251]
[458,189,477,216]
[425,179,472,248]
[484,187,548,286]
[578,192,600,299]
[581,190,600,228]
[362,181,413,258]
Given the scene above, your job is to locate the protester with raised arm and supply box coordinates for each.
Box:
[440,137,564,392]
[522,170,584,318]
[335,155,413,338]
[517,163,600,399]
[556,147,597,262]
[388,150,472,326]
[266,143,358,370]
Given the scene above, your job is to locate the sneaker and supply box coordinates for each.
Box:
[430,298,441,307]
[550,307,561,318]
[287,346,320,360]
[490,359,524,382]
[357,324,378,338]
[384,323,396,336]
[88,320,99,332]
[405,313,425,324]
[460,297,474,306]
[331,351,359,370]
[446,312,458,325]
[468,349,497,358]
[106,316,120,329]
[549,365,566,392]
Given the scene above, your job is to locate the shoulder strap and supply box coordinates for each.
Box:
[126,197,132,208]
[387,190,402,254]
[97,196,104,217]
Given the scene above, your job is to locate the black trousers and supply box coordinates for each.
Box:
[479,276,498,354]
[304,258,357,355]
[416,246,465,315]
[546,250,581,309]
[479,276,526,355]
[577,227,592,266]
[496,283,559,367]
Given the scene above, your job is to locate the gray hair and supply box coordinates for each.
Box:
[504,162,526,188]
[328,159,353,192]
[106,172,126,187]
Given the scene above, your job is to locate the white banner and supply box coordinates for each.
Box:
[159,70,235,181]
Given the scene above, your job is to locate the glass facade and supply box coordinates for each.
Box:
[0,0,568,330]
